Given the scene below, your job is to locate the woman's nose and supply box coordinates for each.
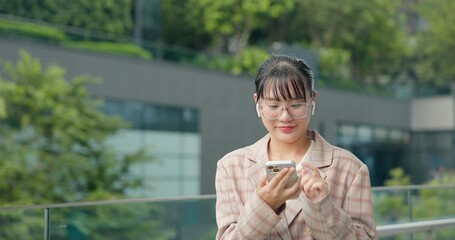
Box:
[278,107,293,121]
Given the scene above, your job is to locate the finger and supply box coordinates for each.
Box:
[268,167,289,187]
[310,179,329,194]
[300,170,312,185]
[282,173,301,198]
[257,174,267,190]
[303,177,318,195]
[288,167,298,187]
[302,162,320,177]
[277,167,295,189]
[288,174,302,193]
[285,183,301,199]
[303,180,312,196]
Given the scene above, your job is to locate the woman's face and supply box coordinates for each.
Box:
[255,86,316,145]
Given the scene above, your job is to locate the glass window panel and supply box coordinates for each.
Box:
[157,107,182,131]
[105,100,199,133]
[337,124,357,147]
[183,179,200,196]
[101,99,201,197]
[122,101,144,129]
[106,129,143,153]
[183,158,200,178]
[390,129,403,141]
[374,127,388,141]
[144,130,181,154]
[102,100,123,118]
[143,156,181,177]
[358,126,373,143]
[182,108,199,132]
[146,179,181,197]
[403,131,410,143]
[143,105,158,130]
[182,133,201,155]
[339,124,356,136]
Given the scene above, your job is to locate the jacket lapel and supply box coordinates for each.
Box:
[246,136,293,239]
[247,135,269,189]
[308,130,333,179]
[283,131,335,225]
[246,131,335,239]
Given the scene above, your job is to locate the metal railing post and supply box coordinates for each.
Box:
[407,188,414,240]
[44,208,50,240]
[425,229,433,240]
[407,188,413,222]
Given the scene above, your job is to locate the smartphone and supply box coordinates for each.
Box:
[265,160,298,188]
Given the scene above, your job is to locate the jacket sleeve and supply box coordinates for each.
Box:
[302,164,377,239]
[215,160,282,240]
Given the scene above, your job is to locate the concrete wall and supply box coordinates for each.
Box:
[411,96,455,131]
[0,38,412,194]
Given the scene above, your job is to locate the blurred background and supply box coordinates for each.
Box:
[0,0,454,239]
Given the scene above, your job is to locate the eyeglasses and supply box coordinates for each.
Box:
[259,100,311,120]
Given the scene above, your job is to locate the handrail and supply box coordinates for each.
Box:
[0,184,454,211]
[371,184,455,192]
[0,194,217,211]
[377,218,455,237]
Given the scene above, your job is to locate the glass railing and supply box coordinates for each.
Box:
[0,185,454,240]
[372,184,455,225]
[46,196,217,240]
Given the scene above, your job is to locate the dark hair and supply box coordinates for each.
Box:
[254,55,314,101]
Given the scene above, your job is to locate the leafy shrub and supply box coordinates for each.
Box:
[374,168,411,225]
[193,47,269,76]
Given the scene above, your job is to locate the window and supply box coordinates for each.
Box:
[101,99,201,197]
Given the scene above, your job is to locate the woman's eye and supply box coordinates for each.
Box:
[267,105,279,109]
[291,103,304,109]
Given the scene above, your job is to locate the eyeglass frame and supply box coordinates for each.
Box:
[257,99,314,120]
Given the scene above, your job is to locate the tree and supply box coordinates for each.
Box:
[0,0,133,37]
[285,0,407,85]
[194,46,270,76]
[374,167,411,225]
[413,0,455,86]
[414,170,455,239]
[186,0,294,55]
[0,51,171,239]
[160,0,213,50]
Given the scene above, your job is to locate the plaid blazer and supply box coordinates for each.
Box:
[215,130,377,240]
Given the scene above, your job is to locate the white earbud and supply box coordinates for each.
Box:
[256,103,261,117]
[311,102,316,115]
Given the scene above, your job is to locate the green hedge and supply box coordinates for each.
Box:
[0,19,151,60]
[64,41,152,60]
[0,19,66,42]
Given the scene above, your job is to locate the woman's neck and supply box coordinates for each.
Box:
[267,137,312,163]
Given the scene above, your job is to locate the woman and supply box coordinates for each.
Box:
[215,55,377,239]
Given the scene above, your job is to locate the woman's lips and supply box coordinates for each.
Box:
[277,126,295,132]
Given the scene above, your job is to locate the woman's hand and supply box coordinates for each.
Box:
[300,162,329,203]
[257,167,301,212]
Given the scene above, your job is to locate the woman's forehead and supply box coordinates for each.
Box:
[261,78,309,100]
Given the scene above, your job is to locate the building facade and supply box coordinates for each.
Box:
[1,38,454,197]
